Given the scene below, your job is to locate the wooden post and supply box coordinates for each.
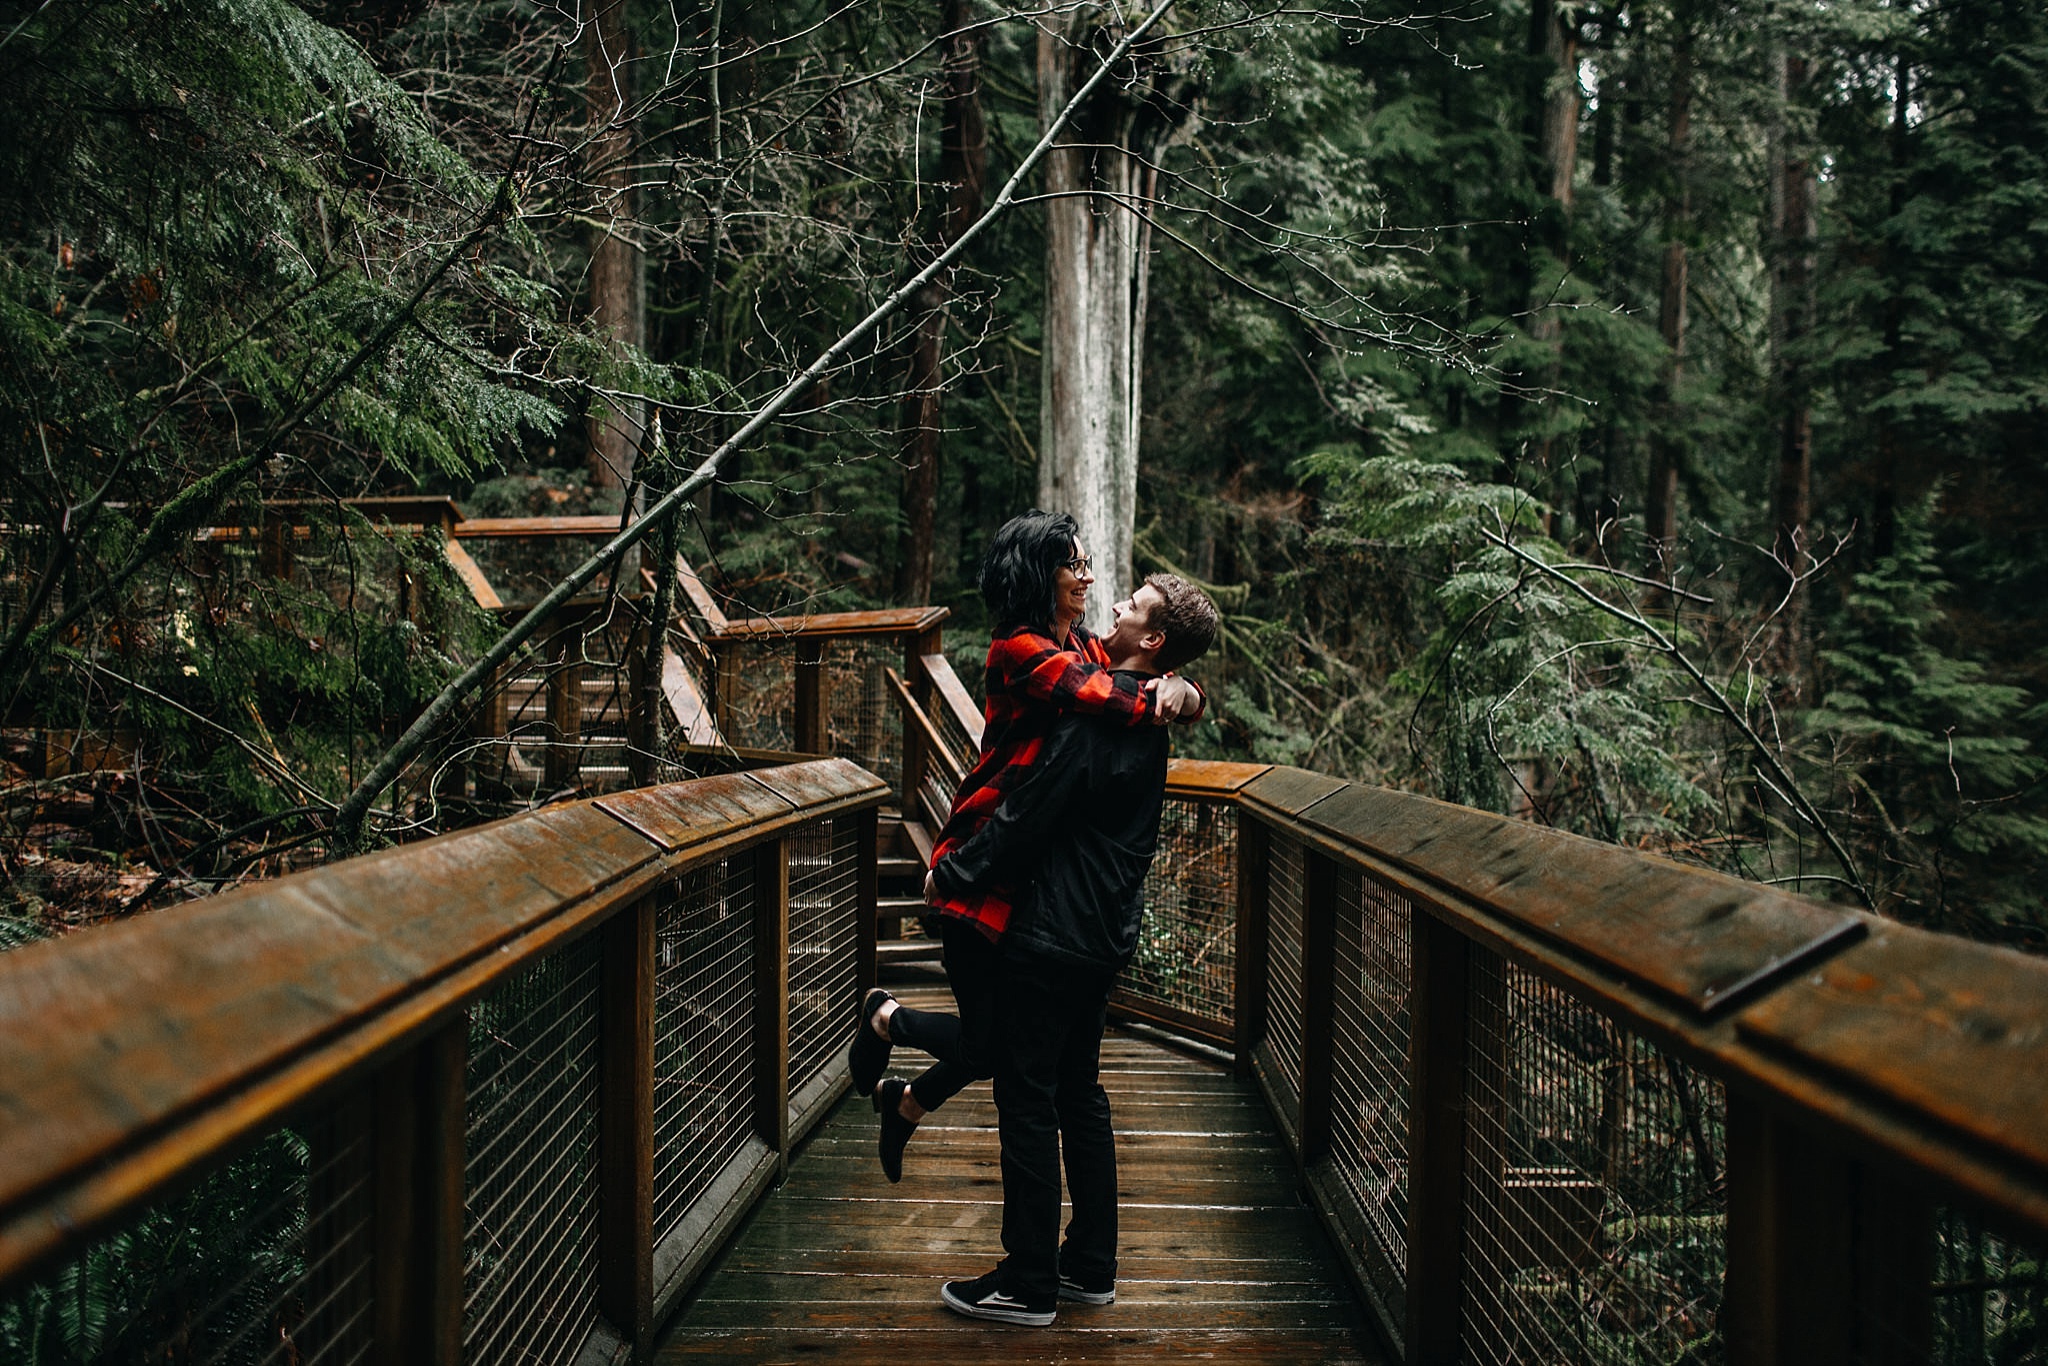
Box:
[1233,814,1271,1079]
[1724,1092,1933,1365]
[793,639,828,755]
[712,643,739,745]
[1405,911,1471,1366]
[752,839,792,1176]
[598,899,655,1353]
[259,512,293,581]
[470,659,509,799]
[1298,849,1340,1164]
[854,807,879,996]
[372,1020,467,1366]
[546,615,586,792]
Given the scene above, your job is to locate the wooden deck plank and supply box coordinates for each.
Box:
[656,1024,1388,1363]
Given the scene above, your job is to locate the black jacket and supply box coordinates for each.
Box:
[929,672,1170,971]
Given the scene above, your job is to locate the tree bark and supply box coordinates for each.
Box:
[1037,6,1192,631]
[1645,8,1692,579]
[1873,51,1910,562]
[1501,0,1579,496]
[897,0,987,605]
[586,0,645,493]
[1770,50,1817,650]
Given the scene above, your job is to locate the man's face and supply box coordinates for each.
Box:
[1054,538,1094,625]
[1105,584,1166,662]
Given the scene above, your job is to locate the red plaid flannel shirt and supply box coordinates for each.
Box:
[930,623,1202,940]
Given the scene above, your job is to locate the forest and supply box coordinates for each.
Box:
[0,0,2043,948]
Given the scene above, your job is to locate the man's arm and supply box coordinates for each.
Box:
[928,717,1092,900]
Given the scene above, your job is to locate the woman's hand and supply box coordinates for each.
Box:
[1145,674,1201,724]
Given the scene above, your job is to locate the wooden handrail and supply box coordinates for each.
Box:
[1235,768,2048,1223]
[882,667,966,791]
[918,650,984,755]
[0,759,885,1293]
[709,605,950,641]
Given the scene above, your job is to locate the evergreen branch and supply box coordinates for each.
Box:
[0,268,350,694]
[1479,522,1875,908]
[0,54,560,691]
[332,0,1188,848]
[68,658,339,812]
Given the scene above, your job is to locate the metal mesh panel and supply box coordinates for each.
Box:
[1123,798,1238,1033]
[928,680,981,778]
[462,938,603,1366]
[718,640,794,752]
[1462,953,1725,1365]
[825,639,902,781]
[1931,1207,2048,1364]
[1262,833,1307,1120]
[1329,868,1412,1295]
[653,856,759,1240]
[788,816,861,1104]
[0,1123,375,1366]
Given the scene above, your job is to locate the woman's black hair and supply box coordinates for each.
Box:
[979,509,1080,631]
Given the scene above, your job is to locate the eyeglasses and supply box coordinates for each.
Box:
[1059,555,1093,575]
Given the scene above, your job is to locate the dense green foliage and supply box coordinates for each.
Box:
[1,0,2043,939]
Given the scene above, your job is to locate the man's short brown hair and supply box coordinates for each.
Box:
[1143,573,1219,672]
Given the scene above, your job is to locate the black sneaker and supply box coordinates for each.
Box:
[940,1270,1056,1327]
[1057,1272,1115,1305]
[847,988,893,1097]
[875,1077,917,1183]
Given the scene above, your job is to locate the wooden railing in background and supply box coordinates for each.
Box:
[172,504,962,805]
[0,760,884,1365]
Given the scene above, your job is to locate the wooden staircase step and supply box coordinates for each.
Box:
[876,938,943,966]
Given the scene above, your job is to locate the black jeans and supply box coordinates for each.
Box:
[992,946,1118,1301]
[884,916,1001,1112]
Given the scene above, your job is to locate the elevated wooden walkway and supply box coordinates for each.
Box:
[658,978,1386,1364]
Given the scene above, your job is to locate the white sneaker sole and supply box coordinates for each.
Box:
[941,1282,1056,1326]
[1058,1283,1115,1305]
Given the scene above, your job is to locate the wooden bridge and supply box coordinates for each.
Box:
[4,525,2048,1365]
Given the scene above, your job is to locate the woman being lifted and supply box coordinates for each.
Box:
[846,509,1204,1180]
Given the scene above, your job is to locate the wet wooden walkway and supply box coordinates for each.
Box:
[657,977,1387,1363]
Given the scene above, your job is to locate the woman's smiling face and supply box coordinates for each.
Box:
[1053,538,1093,631]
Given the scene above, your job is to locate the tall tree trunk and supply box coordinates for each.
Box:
[1645,9,1691,580]
[1771,50,1817,653]
[897,0,987,605]
[585,0,644,494]
[1501,0,1579,497]
[1873,50,1910,562]
[1037,7,1192,631]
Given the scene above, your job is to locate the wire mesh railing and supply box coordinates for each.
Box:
[788,816,862,1129]
[1327,866,1413,1323]
[1259,831,1308,1129]
[1460,954,1724,1366]
[1121,796,1239,1040]
[1228,766,2048,1366]
[0,760,885,1366]
[462,937,603,1366]
[652,855,760,1243]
